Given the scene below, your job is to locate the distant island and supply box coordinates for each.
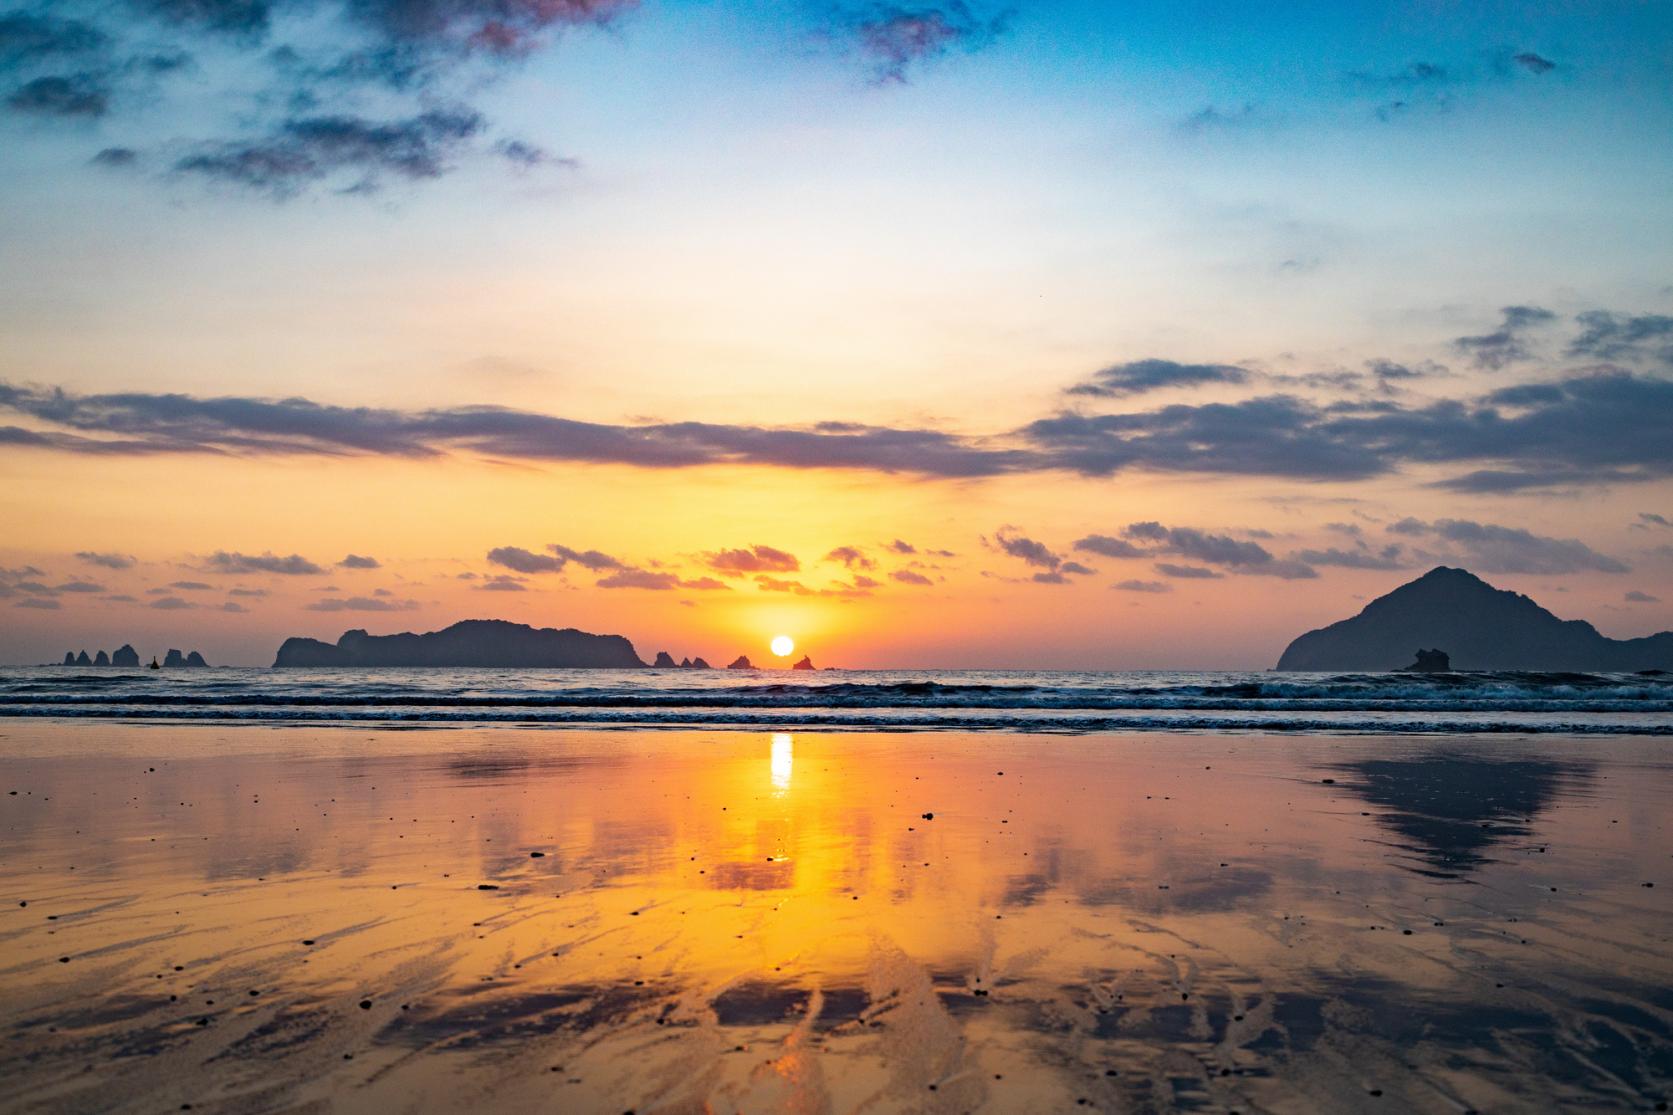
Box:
[273,620,646,668]
[1276,567,1673,672]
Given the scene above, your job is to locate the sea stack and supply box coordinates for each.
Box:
[690,657,712,669]
[62,652,75,666]
[163,649,186,667]
[111,644,140,667]
[1400,649,1451,672]
[185,651,209,667]
[74,650,91,666]
[727,655,753,670]
[792,655,815,671]
[93,650,110,666]
[653,651,678,668]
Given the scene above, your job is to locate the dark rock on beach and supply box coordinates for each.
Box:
[1277,566,1673,671]
[273,619,646,668]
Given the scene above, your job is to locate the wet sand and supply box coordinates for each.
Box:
[2,723,1670,1113]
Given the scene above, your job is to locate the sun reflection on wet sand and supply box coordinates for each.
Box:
[1,723,1670,1113]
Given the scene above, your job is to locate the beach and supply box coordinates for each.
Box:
[4,719,1671,1113]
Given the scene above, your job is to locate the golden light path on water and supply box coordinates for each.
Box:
[1,722,1671,1113]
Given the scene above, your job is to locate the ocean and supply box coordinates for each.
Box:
[3,665,1670,734]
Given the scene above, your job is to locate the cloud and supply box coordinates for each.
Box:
[205,550,325,574]
[1119,521,1316,578]
[1155,563,1221,579]
[306,595,418,611]
[1292,545,1405,570]
[486,542,627,574]
[1635,513,1671,530]
[5,359,1671,491]
[168,580,212,590]
[835,2,1008,84]
[891,569,932,586]
[0,381,1032,474]
[989,527,1062,570]
[91,145,139,167]
[2,0,634,197]
[1452,305,1556,369]
[1387,517,1629,574]
[704,545,800,574]
[754,575,867,597]
[1625,590,1660,603]
[1112,579,1171,593]
[75,550,136,569]
[55,580,105,592]
[485,545,563,573]
[1072,534,1146,559]
[886,539,916,555]
[174,107,485,196]
[0,12,109,70]
[1567,311,1673,367]
[15,597,60,609]
[222,600,248,612]
[338,553,380,568]
[6,73,109,116]
[476,574,526,591]
[824,545,875,570]
[1513,52,1555,74]
[1178,103,1264,133]
[1066,359,1249,398]
[596,568,727,591]
[228,586,267,597]
[149,595,194,609]
[549,544,626,571]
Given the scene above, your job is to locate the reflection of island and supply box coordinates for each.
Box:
[1331,752,1592,878]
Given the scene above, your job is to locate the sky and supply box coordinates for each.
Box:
[2,0,1671,668]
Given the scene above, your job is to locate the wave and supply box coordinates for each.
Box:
[1,667,1668,734]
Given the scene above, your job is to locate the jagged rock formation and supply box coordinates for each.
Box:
[678,657,692,668]
[1276,567,1673,671]
[184,651,209,667]
[690,657,712,669]
[163,649,186,668]
[726,655,753,670]
[74,650,91,666]
[273,619,645,668]
[93,650,110,666]
[653,651,678,668]
[62,652,75,666]
[792,655,815,671]
[1400,649,1451,672]
[111,644,140,667]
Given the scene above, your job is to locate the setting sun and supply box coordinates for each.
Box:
[770,635,795,658]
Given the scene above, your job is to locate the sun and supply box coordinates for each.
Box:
[770,635,795,658]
